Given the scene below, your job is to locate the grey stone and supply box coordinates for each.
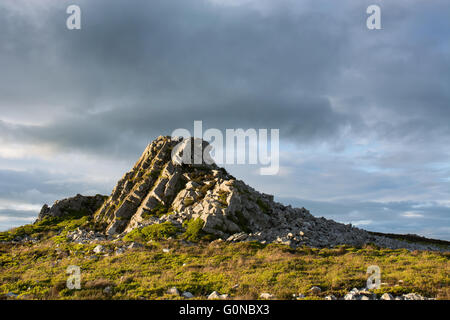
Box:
[182,291,194,299]
[402,293,429,300]
[208,291,221,300]
[167,287,180,296]
[344,293,356,300]
[259,293,274,299]
[381,293,394,300]
[127,242,144,249]
[93,245,105,254]
[115,247,125,255]
[309,286,321,295]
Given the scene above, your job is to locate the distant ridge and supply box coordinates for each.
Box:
[368,231,450,247]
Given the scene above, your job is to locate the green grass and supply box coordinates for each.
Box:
[199,183,214,195]
[183,197,195,206]
[123,222,179,242]
[0,240,448,300]
[0,209,91,242]
[182,219,207,242]
[218,191,228,207]
[0,213,448,300]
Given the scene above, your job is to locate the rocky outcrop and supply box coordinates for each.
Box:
[88,136,445,251]
[37,194,106,221]
[21,136,444,252]
[87,136,442,249]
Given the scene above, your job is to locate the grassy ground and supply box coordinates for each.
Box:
[1,238,449,300]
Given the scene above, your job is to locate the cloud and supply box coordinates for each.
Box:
[1,0,449,154]
[0,0,449,238]
[0,0,362,154]
[0,209,37,231]
[402,211,424,218]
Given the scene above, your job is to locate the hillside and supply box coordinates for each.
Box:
[0,136,448,300]
[0,237,449,300]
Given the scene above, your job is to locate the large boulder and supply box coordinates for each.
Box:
[37,194,106,221]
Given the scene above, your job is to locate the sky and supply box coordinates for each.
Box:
[0,0,449,240]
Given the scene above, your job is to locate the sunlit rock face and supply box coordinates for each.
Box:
[88,136,441,250]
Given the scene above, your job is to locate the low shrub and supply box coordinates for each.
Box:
[123,222,178,242]
[183,219,206,242]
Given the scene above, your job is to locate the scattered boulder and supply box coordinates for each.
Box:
[207,291,229,300]
[127,242,144,250]
[5,292,18,299]
[167,287,180,296]
[309,286,322,295]
[402,293,431,300]
[182,291,194,299]
[93,245,105,254]
[227,233,249,242]
[259,293,274,299]
[208,291,221,300]
[359,289,376,300]
[344,293,356,300]
[67,229,107,244]
[339,288,432,301]
[343,288,374,300]
[103,286,112,295]
[115,247,125,255]
[381,293,394,300]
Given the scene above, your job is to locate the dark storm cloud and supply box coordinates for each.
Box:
[0,0,363,155]
[0,169,71,198]
[0,94,359,158]
[0,0,448,154]
[330,0,450,148]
